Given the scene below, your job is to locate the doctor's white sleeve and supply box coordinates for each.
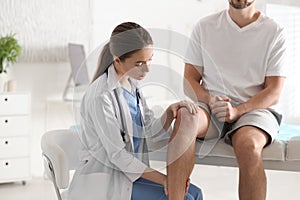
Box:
[141,97,172,143]
[89,92,147,182]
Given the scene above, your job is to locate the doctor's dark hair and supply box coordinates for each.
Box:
[92,22,153,82]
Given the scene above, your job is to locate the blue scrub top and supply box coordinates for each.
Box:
[121,87,142,156]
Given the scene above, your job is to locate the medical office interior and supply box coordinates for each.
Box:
[0,0,300,199]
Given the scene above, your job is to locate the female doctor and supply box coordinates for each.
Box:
[68,22,203,200]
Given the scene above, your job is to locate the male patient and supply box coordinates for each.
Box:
[167,1,286,199]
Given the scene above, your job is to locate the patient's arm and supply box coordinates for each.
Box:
[236,76,285,114]
[184,63,211,105]
[211,76,285,123]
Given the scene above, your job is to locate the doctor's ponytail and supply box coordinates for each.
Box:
[92,42,113,82]
[92,22,153,82]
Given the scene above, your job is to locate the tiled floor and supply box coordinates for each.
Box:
[0,161,299,200]
[0,178,56,200]
[190,164,300,200]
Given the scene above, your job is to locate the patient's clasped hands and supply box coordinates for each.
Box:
[209,95,240,123]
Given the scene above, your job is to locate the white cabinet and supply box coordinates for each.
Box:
[0,92,31,184]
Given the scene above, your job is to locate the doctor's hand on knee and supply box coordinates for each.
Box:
[168,100,199,118]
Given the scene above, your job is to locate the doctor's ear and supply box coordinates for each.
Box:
[114,56,122,64]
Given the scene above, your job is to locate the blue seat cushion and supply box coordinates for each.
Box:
[276,123,300,141]
[70,125,80,131]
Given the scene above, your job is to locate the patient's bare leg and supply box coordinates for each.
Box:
[232,126,269,200]
[167,108,210,200]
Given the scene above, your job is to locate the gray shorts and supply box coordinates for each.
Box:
[196,102,282,146]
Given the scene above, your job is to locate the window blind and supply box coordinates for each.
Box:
[266,4,300,123]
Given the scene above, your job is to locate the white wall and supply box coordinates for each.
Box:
[0,0,92,62]
[8,62,72,176]
[2,0,300,177]
[92,0,228,47]
[0,0,91,176]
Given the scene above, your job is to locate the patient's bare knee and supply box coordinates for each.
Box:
[173,108,200,137]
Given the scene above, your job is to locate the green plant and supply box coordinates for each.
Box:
[0,33,22,73]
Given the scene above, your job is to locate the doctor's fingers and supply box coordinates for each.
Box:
[179,101,198,114]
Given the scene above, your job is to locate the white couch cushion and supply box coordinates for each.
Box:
[286,137,300,161]
[195,138,285,161]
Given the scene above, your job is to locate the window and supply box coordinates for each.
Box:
[267,4,300,123]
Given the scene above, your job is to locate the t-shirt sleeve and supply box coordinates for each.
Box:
[266,28,287,77]
[185,22,204,67]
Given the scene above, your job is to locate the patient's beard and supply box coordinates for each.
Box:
[229,0,255,9]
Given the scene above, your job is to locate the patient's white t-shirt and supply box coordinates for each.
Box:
[185,9,287,104]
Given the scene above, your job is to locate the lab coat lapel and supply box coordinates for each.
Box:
[106,65,135,152]
[114,87,135,152]
[107,65,142,153]
[129,84,150,165]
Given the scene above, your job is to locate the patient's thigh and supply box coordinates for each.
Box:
[196,107,218,139]
[197,118,219,140]
[205,122,219,139]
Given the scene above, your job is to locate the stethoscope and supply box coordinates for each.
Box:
[113,87,142,151]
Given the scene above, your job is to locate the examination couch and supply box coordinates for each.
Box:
[148,123,300,172]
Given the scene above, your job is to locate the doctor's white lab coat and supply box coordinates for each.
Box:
[67,65,171,200]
